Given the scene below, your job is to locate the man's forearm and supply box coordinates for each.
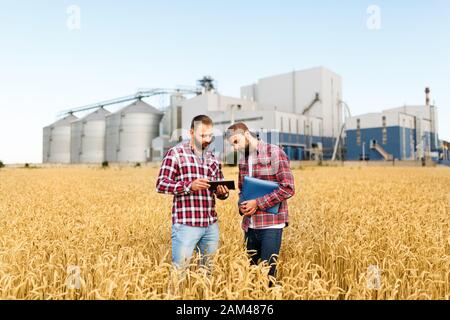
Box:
[156,178,192,195]
[256,182,294,209]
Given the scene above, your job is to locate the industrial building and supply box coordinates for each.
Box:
[44,67,343,164]
[240,67,343,161]
[152,67,344,161]
[43,68,447,165]
[345,88,440,161]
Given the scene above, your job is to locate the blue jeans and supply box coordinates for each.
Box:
[245,228,283,279]
[171,222,219,270]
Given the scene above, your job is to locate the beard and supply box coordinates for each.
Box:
[194,136,212,152]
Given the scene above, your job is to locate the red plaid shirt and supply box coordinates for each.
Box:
[156,141,225,227]
[238,141,295,231]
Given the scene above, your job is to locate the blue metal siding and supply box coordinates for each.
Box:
[322,137,335,160]
[430,132,439,151]
[255,132,337,161]
[345,126,443,161]
[346,126,402,160]
[283,146,297,160]
[419,132,431,155]
[252,131,338,161]
[345,130,358,160]
[297,147,304,160]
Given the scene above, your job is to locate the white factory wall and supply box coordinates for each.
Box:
[275,111,323,137]
[383,105,439,146]
[151,135,175,161]
[346,112,408,130]
[241,68,323,115]
[348,106,436,137]
[320,68,343,139]
[240,67,343,139]
[159,109,170,137]
[398,113,416,130]
[433,106,439,135]
[384,105,429,121]
[179,91,326,143]
[160,93,185,136]
[160,104,179,137]
[241,84,257,102]
[249,72,301,113]
[181,92,257,135]
[213,110,274,133]
[418,118,431,133]
[383,105,439,134]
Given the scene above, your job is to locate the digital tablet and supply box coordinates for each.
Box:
[208,180,236,191]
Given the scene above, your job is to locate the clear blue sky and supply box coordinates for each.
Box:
[0,0,449,163]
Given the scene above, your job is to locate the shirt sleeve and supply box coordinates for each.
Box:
[217,161,225,181]
[255,147,295,211]
[156,148,192,195]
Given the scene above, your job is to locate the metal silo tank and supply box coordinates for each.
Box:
[43,114,78,163]
[70,118,82,164]
[71,107,111,164]
[43,126,51,163]
[106,100,163,163]
[105,112,121,163]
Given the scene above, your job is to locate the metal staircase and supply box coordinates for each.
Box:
[370,140,393,160]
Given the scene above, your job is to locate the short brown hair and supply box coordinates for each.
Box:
[225,122,249,139]
[191,115,213,130]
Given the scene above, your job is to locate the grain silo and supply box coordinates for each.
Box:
[43,114,78,163]
[105,100,163,163]
[70,107,111,164]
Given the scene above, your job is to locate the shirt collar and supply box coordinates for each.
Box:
[184,140,211,158]
[240,139,266,163]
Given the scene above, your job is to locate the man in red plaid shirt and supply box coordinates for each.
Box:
[225,122,295,285]
[156,115,229,270]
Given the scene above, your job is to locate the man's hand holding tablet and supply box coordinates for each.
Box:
[210,180,235,200]
[208,180,236,192]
